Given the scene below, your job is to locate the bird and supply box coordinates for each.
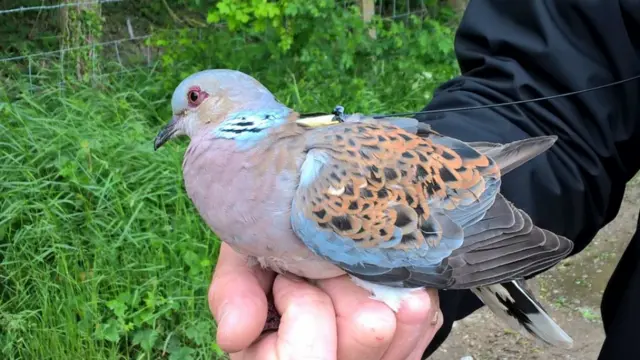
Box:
[153,69,575,347]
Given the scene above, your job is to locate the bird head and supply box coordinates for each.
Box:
[153,69,287,150]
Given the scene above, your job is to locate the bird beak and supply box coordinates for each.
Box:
[295,114,341,128]
[154,115,179,151]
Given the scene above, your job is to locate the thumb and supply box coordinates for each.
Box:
[208,243,275,353]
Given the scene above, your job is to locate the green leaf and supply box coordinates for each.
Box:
[106,299,128,319]
[96,318,121,343]
[236,11,251,24]
[216,2,231,14]
[212,342,225,356]
[132,329,159,353]
[169,347,196,360]
[184,320,212,346]
[206,11,220,23]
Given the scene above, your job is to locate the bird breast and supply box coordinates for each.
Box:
[181,135,345,279]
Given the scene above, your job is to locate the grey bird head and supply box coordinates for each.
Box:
[153,69,281,151]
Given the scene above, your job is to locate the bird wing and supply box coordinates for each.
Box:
[290,120,573,289]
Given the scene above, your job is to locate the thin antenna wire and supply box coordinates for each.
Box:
[371,74,640,118]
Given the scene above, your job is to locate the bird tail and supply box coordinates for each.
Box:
[470,279,573,348]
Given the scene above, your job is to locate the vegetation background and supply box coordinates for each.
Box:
[0,1,464,359]
[2,1,633,359]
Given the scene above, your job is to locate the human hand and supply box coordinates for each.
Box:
[208,243,443,360]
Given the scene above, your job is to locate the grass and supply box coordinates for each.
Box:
[0,33,458,358]
[1,68,224,359]
[0,0,467,356]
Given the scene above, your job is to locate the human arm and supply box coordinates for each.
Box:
[419,0,640,356]
[421,0,640,245]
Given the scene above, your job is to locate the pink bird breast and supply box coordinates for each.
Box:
[181,134,345,279]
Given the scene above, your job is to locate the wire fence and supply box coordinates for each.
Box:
[0,0,123,15]
[0,0,446,92]
[1,0,160,92]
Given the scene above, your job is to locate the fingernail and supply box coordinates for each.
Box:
[430,310,440,326]
[217,301,231,325]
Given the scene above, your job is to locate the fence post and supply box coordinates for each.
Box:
[357,0,376,39]
[60,0,103,81]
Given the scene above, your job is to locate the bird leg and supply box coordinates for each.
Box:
[262,289,281,333]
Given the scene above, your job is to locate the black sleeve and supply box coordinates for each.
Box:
[420,0,640,254]
[421,0,640,356]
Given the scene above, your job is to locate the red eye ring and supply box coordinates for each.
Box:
[188,90,199,103]
[187,89,200,105]
[187,86,206,106]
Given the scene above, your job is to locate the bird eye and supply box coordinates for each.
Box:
[188,90,199,104]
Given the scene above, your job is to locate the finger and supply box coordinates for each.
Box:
[209,243,276,353]
[406,307,444,360]
[317,276,397,360]
[273,275,338,360]
[230,333,279,360]
[381,288,439,360]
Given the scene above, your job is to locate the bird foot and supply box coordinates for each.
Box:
[262,290,281,333]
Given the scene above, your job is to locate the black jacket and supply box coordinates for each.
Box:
[419,0,640,358]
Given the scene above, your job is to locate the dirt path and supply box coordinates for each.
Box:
[429,178,640,360]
